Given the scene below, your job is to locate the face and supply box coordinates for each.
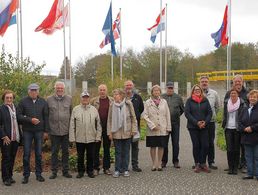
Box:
[193,87,202,96]
[98,85,108,98]
[200,78,209,90]
[166,87,174,95]
[124,81,134,94]
[233,77,243,92]
[230,91,239,102]
[113,92,122,103]
[55,84,65,96]
[4,93,14,105]
[249,94,258,106]
[152,87,161,98]
[28,89,39,99]
[81,96,90,105]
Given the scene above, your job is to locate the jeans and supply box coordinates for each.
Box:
[76,142,95,175]
[1,141,19,182]
[94,131,111,171]
[244,144,258,178]
[114,138,131,172]
[23,131,43,177]
[162,123,180,165]
[189,129,209,165]
[50,134,69,174]
[207,122,216,165]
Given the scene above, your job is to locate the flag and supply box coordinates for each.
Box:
[35,0,69,35]
[101,2,116,56]
[148,8,166,43]
[0,0,18,36]
[9,13,16,26]
[211,5,228,48]
[100,11,120,49]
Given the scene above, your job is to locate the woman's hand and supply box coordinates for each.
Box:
[2,136,11,145]
[152,127,159,131]
[108,134,113,141]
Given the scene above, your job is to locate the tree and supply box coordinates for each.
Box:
[58,56,72,80]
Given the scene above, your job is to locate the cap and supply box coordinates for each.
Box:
[81,90,90,97]
[166,81,174,88]
[28,83,40,90]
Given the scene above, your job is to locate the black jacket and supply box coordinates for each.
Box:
[130,93,144,127]
[17,96,49,132]
[222,98,246,130]
[184,97,212,130]
[224,87,249,105]
[239,103,258,145]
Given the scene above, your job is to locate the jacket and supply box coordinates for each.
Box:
[224,87,249,105]
[69,104,102,144]
[222,98,246,130]
[161,93,184,124]
[239,103,258,145]
[143,98,171,136]
[47,95,72,136]
[107,100,137,139]
[184,97,212,130]
[129,93,144,127]
[205,88,220,122]
[17,96,49,132]
[90,96,114,110]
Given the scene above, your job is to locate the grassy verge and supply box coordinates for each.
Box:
[216,109,226,151]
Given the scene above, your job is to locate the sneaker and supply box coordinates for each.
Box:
[124,171,130,177]
[201,165,211,173]
[49,173,57,179]
[113,171,120,178]
[104,169,112,175]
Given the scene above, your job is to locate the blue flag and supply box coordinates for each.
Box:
[9,14,16,26]
[102,2,116,56]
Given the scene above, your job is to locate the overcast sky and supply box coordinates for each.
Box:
[0,0,257,75]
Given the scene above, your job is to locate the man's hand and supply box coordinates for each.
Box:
[31,118,40,125]
[2,136,11,145]
[131,132,137,136]
[244,126,252,133]
[108,134,113,141]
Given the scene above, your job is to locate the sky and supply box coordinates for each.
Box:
[0,0,258,75]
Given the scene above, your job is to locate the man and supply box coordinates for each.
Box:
[47,81,72,179]
[69,91,102,178]
[91,84,113,176]
[124,80,144,172]
[200,76,220,169]
[17,83,49,184]
[161,82,184,168]
[224,74,249,172]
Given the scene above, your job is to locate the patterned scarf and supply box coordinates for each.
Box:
[227,97,240,113]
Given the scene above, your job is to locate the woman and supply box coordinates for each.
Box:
[239,90,258,180]
[0,90,21,186]
[143,85,171,171]
[222,88,245,175]
[185,84,212,173]
[107,89,137,178]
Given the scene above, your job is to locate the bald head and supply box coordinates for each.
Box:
[124,80,134,96]
[98,84,108,99]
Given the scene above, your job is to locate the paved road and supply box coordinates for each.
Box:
[1,117,258,195]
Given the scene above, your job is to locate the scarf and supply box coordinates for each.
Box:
[6,104,20,142]
[111,99,127,133]
[227,97,240,113]
[192,94,203,103]
[152,97,161,107]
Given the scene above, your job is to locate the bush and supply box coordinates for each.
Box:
[216,109,226,151]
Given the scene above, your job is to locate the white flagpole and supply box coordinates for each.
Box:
[63,0,67,86]
[160,0,163,86]
[119,8,122,80]
[16,5,20,60]
[164,3,168,84]
[226,0,231,91]
[68,0,72,94]
[111,54,114,82]
[19,0,23,62]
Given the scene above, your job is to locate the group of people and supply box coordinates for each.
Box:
[0,75,258,187]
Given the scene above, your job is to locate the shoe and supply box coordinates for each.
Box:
[174,162,181,169]
[227,169,233,175]
[36,175,45,182]
[93,169,99,176]
[151,167,156,171]
[3,180,11,186]
[242,176,254,180]
[209,164,218,170]
[161,163,166,168]
[132,167,142,172]
[113,171,120,178]
[192,165,196,169]
[10,178,16,184]
[124,171,130,177]
[224,168,229,171]
[88,173,95,178]
[63,172,72,178]
[241,167,247,174]
[194,165,201,173]
[201,165,211,173]
[157,167,163,171]
[22,177,29,184]
[232,168,238,175]
[49,173,57,179]
[104,169,112,175]
[76,173,84,178]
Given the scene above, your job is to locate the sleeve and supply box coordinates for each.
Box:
[43,101,49,132]
[17,100,32,124]
[95,110,102,141]
[165,101,172,132]
[179,96,185,116]
[215,92,220,114]
[69,108,76,142]
[205,101,212,124]
[107,105,112,136]
[138,95,144,115]
[143,102,156,130]
[184,99,198,126]
[238,109,246,133]
[0,109,6,139]
[129,103,137,134]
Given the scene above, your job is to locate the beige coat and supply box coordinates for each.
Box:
[90,96,114,110]
[107,100,137,139]
[143,98,171,136]
[69,104,102,143]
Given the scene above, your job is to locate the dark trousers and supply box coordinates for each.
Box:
[131,140,139,168]
[114,138,131,172]
[23,131,43,177]
[225,129,241,171]
[240,144,246,167]
[76,142,95,175]
[94,131,111,171]
[207,122,216,165]
[50,134,69,174]
[1,141,19,182]
[189,129,209,165]
[162,123,180,165]
[244,144,258,178]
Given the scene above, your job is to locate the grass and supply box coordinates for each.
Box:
[216,109,226,151]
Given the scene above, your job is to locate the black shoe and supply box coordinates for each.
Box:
[132,167,142,172]
[10,178,16,184]
[161,163,166,168]
[22,177,29,184]
[63,172,72,178]
[3,180,11,186]
[242,176,254,180]
[192,165,196,169]
[232,169,238,175]
[209,164,218,170]
[36,175,45,182]
[49,173,57,179]
[76,173,84,178]
[157,167,163,171]
[224,168,229,171]
[227,170,233,175]
[88,173,95,178]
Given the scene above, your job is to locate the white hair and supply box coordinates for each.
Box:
[54,81,65,89]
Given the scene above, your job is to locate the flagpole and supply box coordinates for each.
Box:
[19,0,23,62]
[119,8,122,80]
[160,0,163,86]
[63,0,67,87]
[16,4,20,60]
[227,0,231,91]
[164,3,168,84]
[68,0,72,94]
[111,54,114,82]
